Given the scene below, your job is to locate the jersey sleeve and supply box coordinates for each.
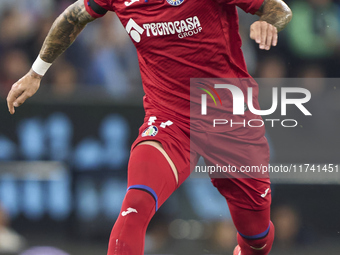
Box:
[84,0,114,18]
[217,0,264,14]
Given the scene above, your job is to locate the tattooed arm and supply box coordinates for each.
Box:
[40,0,95,63]
[7,0,96,114]
[250,0,292,50]
[256,0,292,32]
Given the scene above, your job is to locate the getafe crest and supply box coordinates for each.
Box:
[166,0,184,6]
[142,126,158,137]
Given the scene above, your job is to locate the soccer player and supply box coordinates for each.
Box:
[6,0,292,254]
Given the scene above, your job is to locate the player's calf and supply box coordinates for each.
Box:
[108,188,156,255]
[236,221,275,255]
[107,143,177,255]
[225,194,274,255]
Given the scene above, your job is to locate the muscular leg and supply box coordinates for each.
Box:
[212,178,274,255]
[138,141,178,184]
[107,141,178,255]
[229,203,275,255]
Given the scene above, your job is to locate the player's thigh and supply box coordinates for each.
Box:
[136,140,178,184]
[131,114,195,186]
[127,142,179,209]
[211,175,271,210]
[211,177,271,236]
[202,132,271,210]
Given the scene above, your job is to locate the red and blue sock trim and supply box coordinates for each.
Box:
[127,185,158,212]
[238,222,271,240]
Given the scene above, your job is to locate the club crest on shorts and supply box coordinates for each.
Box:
[166,0,184,6]
[142,125,158,137]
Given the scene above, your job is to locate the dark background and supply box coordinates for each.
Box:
[0,0,340,254]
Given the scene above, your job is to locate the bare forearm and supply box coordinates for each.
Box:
[40,0,95,63]
[256,0,292,32]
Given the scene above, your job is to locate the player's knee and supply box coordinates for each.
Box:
[127,143,177,209]
[109,189,157,255]
[122,189,157,215]
[130,142,178,185]
[129,143,168,180]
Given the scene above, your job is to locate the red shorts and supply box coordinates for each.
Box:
[132,113,271,211]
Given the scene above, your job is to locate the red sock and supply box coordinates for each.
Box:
[107,144,177,255]
[108,189,155,255]
[228,203,274,255]
[237,221,275,255]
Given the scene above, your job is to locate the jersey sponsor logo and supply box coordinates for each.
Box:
[166,0,184,6]
[125,18,144,43]
[125,16,202,43]
[126,17,202,43]
[143,16,202,39]
[142,125,158,137]
[121,207,138,216]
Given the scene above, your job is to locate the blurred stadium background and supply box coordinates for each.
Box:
[0,0,340,254]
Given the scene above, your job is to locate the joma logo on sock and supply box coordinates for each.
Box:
[122,207,138,216]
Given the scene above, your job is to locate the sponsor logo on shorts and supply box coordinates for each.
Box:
[166,0,184,6]
[142,125,158,137]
